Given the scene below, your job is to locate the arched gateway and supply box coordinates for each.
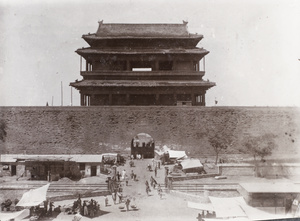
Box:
[131,133,155,159]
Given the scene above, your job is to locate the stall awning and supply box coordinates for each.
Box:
[209,196,247,218]
[16,184,50,207]
[208,196,281,220]
[180,159,203,170]
[187,201,214,211]
[0,209,29,221]
[168,150,187,159]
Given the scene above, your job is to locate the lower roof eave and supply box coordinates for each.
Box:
[70,81,216,88]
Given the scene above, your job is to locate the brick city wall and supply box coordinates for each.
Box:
[0,106,299,156]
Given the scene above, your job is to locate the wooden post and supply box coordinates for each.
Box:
[126,60,130,71]
[155,94,160,105]
[109,94,112,105]
[173,93,177,105]
[126,94,130,105]
[80,56,82,72]
[80,94,84,106]
[191,93,195,106]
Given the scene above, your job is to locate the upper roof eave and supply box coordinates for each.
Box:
[75,47,209,56]
[82,34,203,40]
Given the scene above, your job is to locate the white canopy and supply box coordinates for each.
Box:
[208,196,282,220]
[189,197,282,220]
[0,209,29,221]
[187,201,214,211]
[168,150,187,159]
[16,184,50,207]
[209,196,247,218]
[180,159,203,170]
[203,218,251,221]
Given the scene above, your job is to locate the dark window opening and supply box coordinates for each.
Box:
[130,61,152,71]
[11,165,16,176]
[91,166,97,176]
[159,61,173,70]
[196,95,203,103]
[79,163,85,170]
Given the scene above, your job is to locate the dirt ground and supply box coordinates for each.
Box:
[1,157,299,221]
[40,159,201,221]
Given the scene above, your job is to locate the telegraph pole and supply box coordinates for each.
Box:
[61,81,63,106]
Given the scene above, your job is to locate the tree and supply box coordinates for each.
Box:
[206,113,237,164]
[208,132,233,164]
[241,134,276,162]
[240,134,276,177]
[0,119,7,142]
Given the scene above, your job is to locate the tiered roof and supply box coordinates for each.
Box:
[76,48,209,59]
[82,21,203,47]
[71,79,215,88]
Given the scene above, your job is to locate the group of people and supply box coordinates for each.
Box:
[131,154,143,160]
[27,200,58,219]
[145,176,163,199]
[111,189,123,205]
[72,196,100,218]
[196,211,216,221]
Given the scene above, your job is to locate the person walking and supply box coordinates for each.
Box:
[125,198,131,211]
[83,201,88,216]
[105,196,109,207]
[130,170,134,180]
[157,184,162,199]
[145,181,151,196]
[121,169,126,181]
[43,199,48,216]
[153,177,157,189]
[150,176,154,187]
[48,201,54,216]
[89,200,95,217]
[112,191,116,205]
[117,191,123,204]
[116,171,120,182]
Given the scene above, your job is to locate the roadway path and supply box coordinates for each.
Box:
[48,158,199,221]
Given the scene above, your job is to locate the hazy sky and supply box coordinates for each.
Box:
[0,0,299,106]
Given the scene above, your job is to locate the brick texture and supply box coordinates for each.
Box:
[0,106,299,155]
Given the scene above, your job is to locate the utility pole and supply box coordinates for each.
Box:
[61,81,63,106]
[70,86,73,106]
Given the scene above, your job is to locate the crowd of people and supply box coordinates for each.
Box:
[71,156,170,220]
[196,211,217,221]
[71,196,101,218]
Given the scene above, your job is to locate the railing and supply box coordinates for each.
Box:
[170,183,238,194]
[0,183,108,192]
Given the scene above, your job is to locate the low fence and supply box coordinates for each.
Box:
[219,163,300,178]
[0,182,109,202]
[0,183,108,192]
[169,183,240,201]
[171,183,238,193]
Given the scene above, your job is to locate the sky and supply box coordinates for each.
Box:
[0,0,299,107]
